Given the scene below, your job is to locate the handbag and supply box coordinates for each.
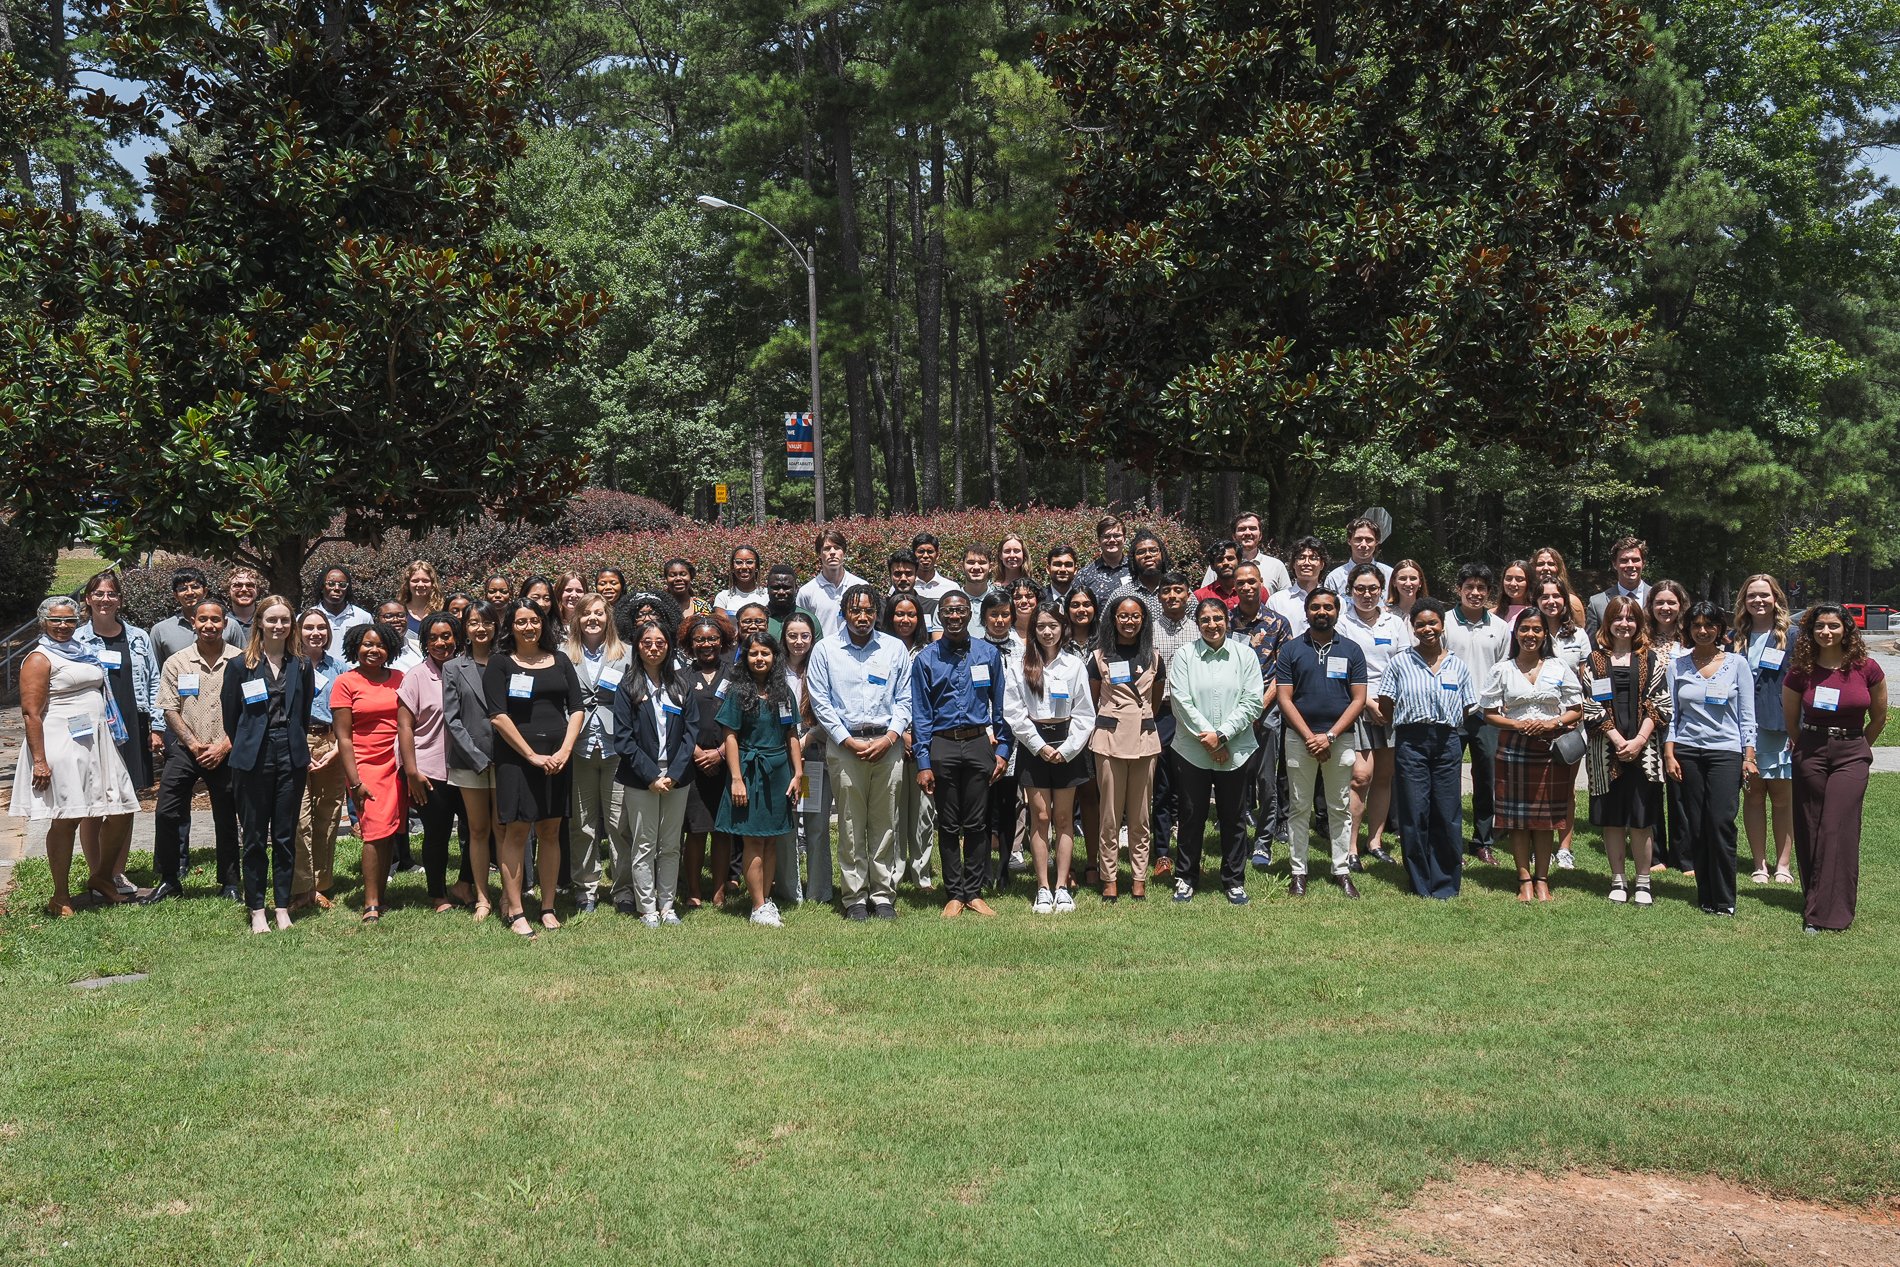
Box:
[1551,726,1588,766]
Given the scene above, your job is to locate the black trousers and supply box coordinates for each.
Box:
[153,742,240,886]
[930,732,993,903]
[1171,752,1249,892]
[234,728,307,911]
[1394,724,1465,899]
[987,771,1021,889]
[1463,716,1499,848]
[416,776,473,898]
[1675,747,1741,912]
[1151,711,1179,850]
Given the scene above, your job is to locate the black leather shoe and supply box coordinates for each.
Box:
[1288,874,1308,897]
[871,901,896,920]
[1348,854,1366,873]
[220,884,242,903]
[614,899,637,916]
[1366,845,1395,865]
[1333,873,1361,899]
[845,902,869,922]
[140,879,183,905]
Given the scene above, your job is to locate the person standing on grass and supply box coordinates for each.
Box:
[1278,589,1369,900]
[1089,595,1164,902]
[1379,600,1480,898]
[798,529,869,640]
[716,633,805,928]
[1733,575,1795,885]
[1665,601,1758,918]
[1339,562,1410,871]
[1168,599,1265,905]
[146,598,243,904]
[74,570,161,900]
[912,591,1011,918]
[909,533,958,602]
[1266,537,1327,636]
[780,612,828,907]
[1783,603,1887,933]
[398,613,476,914]
[11,597,140,918]
[290,610,349,913]
[883,593,938,892]
[331,622,409,923]
[1227,562,1291,870]
[440,602,500,922]
[1149,571,1200,873]
[1441,563,1511,867]
[221,595,314,934]
[715,546,768,617]
[807,585,914,920]
[675,613,738,911]
[1645,578,1694,875]
[1535,577,1590,872]
[1581,597,1669,907]
[612,621,699,926]
[1005,603,1097,915]
[485,601,585,937]
[562,595,632,914]
[1482,609,1585,904]
[979,592,1029,887]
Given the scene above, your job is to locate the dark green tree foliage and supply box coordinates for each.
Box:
[1007,0,1654,537]
[0,0,604,598]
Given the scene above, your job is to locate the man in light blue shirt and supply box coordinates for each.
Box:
[315,566,374,647]
[807,585,914,919]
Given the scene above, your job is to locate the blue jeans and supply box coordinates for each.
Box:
[1394,723,1464,899]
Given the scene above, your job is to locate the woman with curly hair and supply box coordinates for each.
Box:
[716,633,805,926]
[678,610,737,907]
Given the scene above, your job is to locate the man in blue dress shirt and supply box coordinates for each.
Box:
[911,591,1011,918]
[807,585,914,920]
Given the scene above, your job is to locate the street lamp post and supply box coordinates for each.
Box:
[696,194,826,524]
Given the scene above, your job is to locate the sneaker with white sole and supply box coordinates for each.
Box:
[660,906,682,925]
[1032,887,1055,915]
[1225,886,1250,905]
[1608,879,1629,904]
[750,901,783,927]
[1172,878,1194,903]
[917,876,935,891]
[113,873,139,898]
[640,912,661,928]
[1556,847,1576,870]
[1053,887,1076,913]
[1632,886,1653,907]
[1008,850,1030,873]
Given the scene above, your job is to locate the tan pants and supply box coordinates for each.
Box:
[829,739,902,905]
[1095,753,1156,883]
[293,738,347,897]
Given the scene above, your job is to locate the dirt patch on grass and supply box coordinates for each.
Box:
[1327,1165,1899,1266]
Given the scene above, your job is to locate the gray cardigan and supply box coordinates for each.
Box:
[441,653,495,772]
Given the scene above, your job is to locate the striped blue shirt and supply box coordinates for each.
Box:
[1380,648,1480,728]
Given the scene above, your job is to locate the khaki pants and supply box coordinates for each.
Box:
[568,753,627,898]
[1095,753,1156,882]
[293,739,347,897]
[829,739,902,906]
[622,784,688,914]
[1286,740,1357,877]
[894,756,936,885]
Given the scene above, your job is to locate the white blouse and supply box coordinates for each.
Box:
[1549,628,1591,673]
[1003,649,1097,763]
[1339,606,1413,687]
[1481,657,1584,722]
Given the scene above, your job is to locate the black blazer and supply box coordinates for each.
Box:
[612,668,699,787]
[219,655,315,773]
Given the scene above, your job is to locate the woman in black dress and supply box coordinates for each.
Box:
[677,612,736,909]
[1582,596,1670,906]
[485,600,584,937]
[75,569,162,897]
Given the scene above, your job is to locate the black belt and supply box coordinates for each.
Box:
[1033,718,1071,735]
[847,724,887,739]
[936,725,987,741]
[1800,722,1864,739]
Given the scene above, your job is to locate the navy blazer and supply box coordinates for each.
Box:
[611,668,699,788]
[219,654,315,773]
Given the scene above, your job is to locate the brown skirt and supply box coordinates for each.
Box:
[1494,731,1571,831]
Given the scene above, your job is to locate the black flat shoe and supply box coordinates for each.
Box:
[140,879,184,905]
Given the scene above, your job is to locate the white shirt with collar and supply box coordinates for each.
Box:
[796,570,870,641]
[1337,604,1413,688]
[1266,584,1317,637]
[1322,558,1394,597]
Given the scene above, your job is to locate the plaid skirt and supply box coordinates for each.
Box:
[1494,731,1571,830]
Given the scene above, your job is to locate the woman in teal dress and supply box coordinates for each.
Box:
[716,633,804,928]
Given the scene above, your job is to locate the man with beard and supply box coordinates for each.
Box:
[1276,589,1368,898]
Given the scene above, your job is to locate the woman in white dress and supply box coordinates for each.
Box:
[11,597,140,917]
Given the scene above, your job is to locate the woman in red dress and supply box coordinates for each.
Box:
[333,622,408,923]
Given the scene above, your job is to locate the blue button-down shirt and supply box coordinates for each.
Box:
[307,653,348,726]
[807,629,914,745]
[908,635,1011,770]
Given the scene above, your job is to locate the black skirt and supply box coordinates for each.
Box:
[1589,761,1661,829]
[1018,720,1093,790]
[685,761,726,834]
[494,747,573,826]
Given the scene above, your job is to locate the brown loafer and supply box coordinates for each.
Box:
[942,900,965,919]
[966,898,997,917]
[1332,873,1360,899]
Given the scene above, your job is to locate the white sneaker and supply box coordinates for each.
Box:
[1608,879,1629,904]
[1053,887,1076,913]
[640,912,661,928]
[1556,848,1576,870]
[1632,886,1653,907]
[750,902,783,928]
[1008,850,1030,873]
[660,906,682,926]
[1032,887,1055,915]
[916,875,935,891]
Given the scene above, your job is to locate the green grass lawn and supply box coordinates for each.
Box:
[48,548,106,597]
[4,782,1899,1266]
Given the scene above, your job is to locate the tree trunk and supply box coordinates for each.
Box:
[821,23,875,516]
[879,170,916,512]
[51,0,76,215]
[976,302,999,505]
[262,536,312,608]
[948,287,965,509]
[749,412,767,525]
[915,128,946,509]
[0,5,32,198]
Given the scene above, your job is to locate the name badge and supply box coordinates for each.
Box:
[779,703,796,725]
[597,666,624,692]
[1374,637,1392,647]
[1108,660,1132,685]
[971,664,991,685]
[314,672,331,694]
[1813,686,1841,712]
[242,678,268,704]
[177,673,200,697]
[1325,656,1348,680]
[508,672,534,699]
[1707,688,1730,711]
[661,699,683,716]
[98,649,123,670]
[1050,690,1072,717]
[1759,647,1785,670]
[868,673,888,687]
[67,715,95,742]
[1590,677,1613,701]
[1440,679,1460,692]
[714,680,729,699]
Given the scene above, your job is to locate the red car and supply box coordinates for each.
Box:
[1843,603,1897,630]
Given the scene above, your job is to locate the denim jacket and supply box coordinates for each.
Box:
[75,619,160,724]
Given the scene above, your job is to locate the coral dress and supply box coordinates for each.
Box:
[331,667,408,841]
[10,652,139,820]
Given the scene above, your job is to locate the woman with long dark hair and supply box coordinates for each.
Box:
[780,611,829,905]
[1481,609,1584,903]
[442,601,501,921]
[1644,579,1692,874]
[716,633,805,926]
[1089,594,1164,900]
[1582,596,1669,905]
[882,593,936,891]
[678,611,737,908]
[1664,601,1758,917]
[1005,602,1097,913]
[74,569,161,897]
[612,619,698,924]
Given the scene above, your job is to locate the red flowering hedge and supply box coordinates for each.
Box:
[503,506,1205,595]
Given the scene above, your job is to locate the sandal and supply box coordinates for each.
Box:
[1534,873,1553,903]
[471,900,492,923]
[1773,868,1794,884]
[1517,877,1535,904]
[1751,867,1770,884]
[504,910,536,938]
[432,899,460,914]
[360,905,383,924]
[539,906,562,931]
[87,880,125,906]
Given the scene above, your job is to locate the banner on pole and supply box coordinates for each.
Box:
[784,412,814,479]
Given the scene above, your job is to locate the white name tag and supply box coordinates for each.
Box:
[314,672,332,695]
[98,649,123,670]
[1326,656,1348,680]
[1814,686,1841,712]
[1108,660,1132,684]
[1591,677,1613,701]
[714,680,729,699]
[67,715,95,741]
[1440,679,1460,692]
[971,663,991,685]
[1759,647,1785,670]
[779,703,796,724]
[597,667,624,692]
[177,673,200,697]
[1050,690,1072,717]
[508,672,534,699]
[242,678,268,704]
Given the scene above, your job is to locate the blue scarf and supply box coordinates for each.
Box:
[39,636,131,745]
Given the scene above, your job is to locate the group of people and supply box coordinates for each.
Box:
[12,515,1886,938]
